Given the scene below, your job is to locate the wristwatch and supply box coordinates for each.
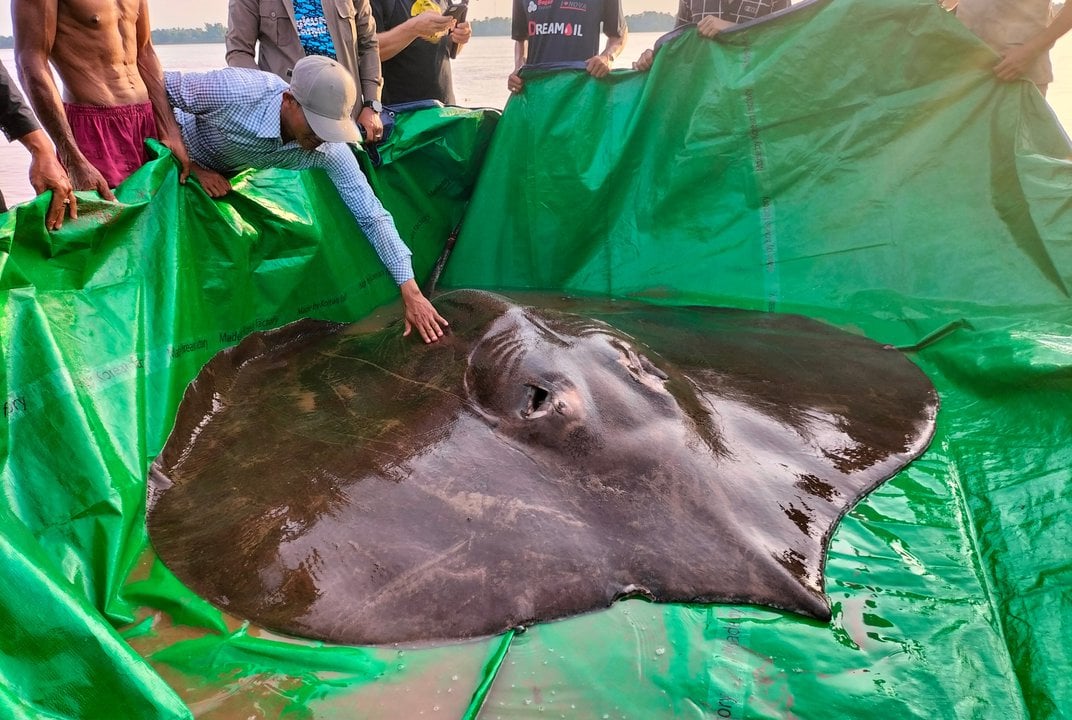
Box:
[362,99,384,113]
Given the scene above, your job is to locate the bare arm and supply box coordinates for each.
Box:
[585,29,626,78]
[994,4,1072,81]
[586,0,626,77]
[13,0,113,199]
[377,11,454,61]
[600,28,627,62]
[1045,4,1072,45]
[226,0,261,69]
[508,39,526,93]
[376,21,418,61]
[135,0,192,182]
[516,39,528,71]
[20,129,77,229]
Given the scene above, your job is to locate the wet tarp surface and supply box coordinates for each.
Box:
[1,0,1070,716]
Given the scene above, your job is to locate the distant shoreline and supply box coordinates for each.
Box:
[0,13,673,49]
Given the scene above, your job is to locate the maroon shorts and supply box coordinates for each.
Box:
[64,101,157,188]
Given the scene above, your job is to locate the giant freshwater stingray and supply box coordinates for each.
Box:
[148,290,938,646]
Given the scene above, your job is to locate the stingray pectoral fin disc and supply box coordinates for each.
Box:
[148,291,938,645]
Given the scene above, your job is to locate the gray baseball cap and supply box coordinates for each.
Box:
[289,56,361,144]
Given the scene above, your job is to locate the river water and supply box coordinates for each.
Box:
[1,32,1071,206]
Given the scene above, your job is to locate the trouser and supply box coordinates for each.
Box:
[64,101,158,187]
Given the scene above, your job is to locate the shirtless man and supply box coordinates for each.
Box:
[12,0,224,199]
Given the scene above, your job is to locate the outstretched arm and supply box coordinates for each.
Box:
[13,0,114,200]
[993,4,1072,82]
[319,144,448,342]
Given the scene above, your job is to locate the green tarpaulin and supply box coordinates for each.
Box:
[1,0,1070,716]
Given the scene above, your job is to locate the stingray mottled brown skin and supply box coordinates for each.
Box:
[147,290,938,646]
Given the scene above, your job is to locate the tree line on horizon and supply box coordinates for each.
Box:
[0,13,673,48]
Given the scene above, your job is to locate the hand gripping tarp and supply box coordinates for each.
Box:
[1,0,1070,716]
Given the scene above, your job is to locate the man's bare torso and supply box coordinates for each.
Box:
[52,0,149,105]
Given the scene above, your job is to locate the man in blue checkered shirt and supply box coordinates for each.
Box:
[165,56,448,343]
[632,0,790,71]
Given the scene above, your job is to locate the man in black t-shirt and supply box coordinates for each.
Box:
[508,0,627,94]
[371,0,472,105]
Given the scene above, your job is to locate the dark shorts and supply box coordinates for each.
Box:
[64,101,157,188]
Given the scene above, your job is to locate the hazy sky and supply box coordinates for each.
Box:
[0,0,678,35]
